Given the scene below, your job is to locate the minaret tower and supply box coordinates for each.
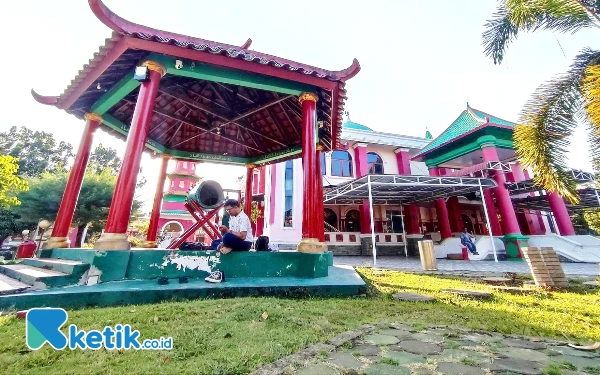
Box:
[157,160,202,242]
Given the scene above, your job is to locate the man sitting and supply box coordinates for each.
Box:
[460,227,479,255]
[205,199,254,283]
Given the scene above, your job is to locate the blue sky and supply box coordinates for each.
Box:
[1,0,597,211]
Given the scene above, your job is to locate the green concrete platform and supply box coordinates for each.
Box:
[37,248,335,283]
[0,265,366,311]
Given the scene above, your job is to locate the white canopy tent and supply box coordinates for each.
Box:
[323,175,499,265]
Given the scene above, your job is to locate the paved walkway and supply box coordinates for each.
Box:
[253,323,600,375]
[333,256,600,277]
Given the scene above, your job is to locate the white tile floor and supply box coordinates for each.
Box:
[333,256,600,276]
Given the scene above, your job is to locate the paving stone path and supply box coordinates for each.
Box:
[252,323,600,375]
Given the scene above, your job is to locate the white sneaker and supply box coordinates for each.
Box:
[205,271,224,283]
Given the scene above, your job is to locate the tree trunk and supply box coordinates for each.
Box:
[75,224,87,247]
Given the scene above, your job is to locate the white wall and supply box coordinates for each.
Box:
[264,159,303,244]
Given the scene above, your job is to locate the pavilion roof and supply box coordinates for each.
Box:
[32,0,360,163]
[413,105,516,161]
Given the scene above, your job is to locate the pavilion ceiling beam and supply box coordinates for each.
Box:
[206,82,232,109]
[160,86,269,148]
[214,82,254,104]
[155,110,263,154]
[165,123,184,146]
[161,88,289,148]
[278,102,301,139]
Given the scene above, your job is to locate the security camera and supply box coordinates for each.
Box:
[175,60,183,70]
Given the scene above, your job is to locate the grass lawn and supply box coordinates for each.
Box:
[0,268,598,375]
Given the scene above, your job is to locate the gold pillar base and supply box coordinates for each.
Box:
[142,240,157,248]
[296,238,327,253]
[93,233,131,250]
[42,237,70,249]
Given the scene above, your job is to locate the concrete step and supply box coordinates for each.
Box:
[0,273,31,295]
[22,258,89,276]
[0,264,72,290]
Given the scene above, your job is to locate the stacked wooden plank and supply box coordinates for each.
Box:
[521,247,568,288]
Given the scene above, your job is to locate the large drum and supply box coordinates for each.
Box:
[187,180,224,210]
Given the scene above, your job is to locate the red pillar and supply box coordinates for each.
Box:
[353,144,372,234]
[353,144,369,177]
[481,146,521,235]
[395,148,411,175]
[482,189,503,235]
[522,169,547,234]
[447,196,462,233]
[316,146,325,241]
[44,113,101,249]
[244,165,254,216]
[297,92,325,252]
[429,167,452,239]
[406,203,421,235]
[547,192,575,235]
[145,155,170,247]
[481,142,526,258]
[95,61,165,250]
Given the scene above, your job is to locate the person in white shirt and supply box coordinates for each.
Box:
[205,199,254,283]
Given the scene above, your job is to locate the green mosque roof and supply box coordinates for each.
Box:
[342,121,372,131]
[415,105,516,158]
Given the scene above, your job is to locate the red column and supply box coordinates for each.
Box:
[145,155,170,247]
[482,189,503,235]
[406,203,421,235]
[354,144,372,234]
[353,144,369,177]
[316,146,325,241]
[547,192,575,235]
[44,113,101,249]
[522,169,547,234]
[244,165,254,216]
[481,145,521,235]
[447,196,462,233]
[395,148,411,175]
[429,167,452,239]
[95,61,165,250]
[297,92,325,253]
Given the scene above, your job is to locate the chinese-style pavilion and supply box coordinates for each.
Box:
[33,0,359,252]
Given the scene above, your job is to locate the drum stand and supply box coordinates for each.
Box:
[167,200,225,249]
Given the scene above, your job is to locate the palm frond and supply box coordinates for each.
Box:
[581,63,600,175]
[515,48,600,203]
[483,0,597,64]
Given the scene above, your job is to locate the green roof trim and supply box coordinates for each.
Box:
[342,121,372,131]
[415,107,517,158]
[160,210,191,215]
[163,195,187,202]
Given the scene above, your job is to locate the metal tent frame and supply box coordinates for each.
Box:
[324,175,499,265]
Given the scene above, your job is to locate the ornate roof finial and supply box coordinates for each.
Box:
[344,110,351,121]
[466,102,470,109]
[425,127,433,140]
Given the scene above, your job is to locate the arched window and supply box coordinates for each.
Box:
[331,151,353,177]
[367,152,384,174]
[321,153,326,175]
[324,208,338,231]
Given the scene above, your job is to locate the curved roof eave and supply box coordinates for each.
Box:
[89,0,360,82]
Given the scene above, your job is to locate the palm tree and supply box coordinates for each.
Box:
[482,0,600,203]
